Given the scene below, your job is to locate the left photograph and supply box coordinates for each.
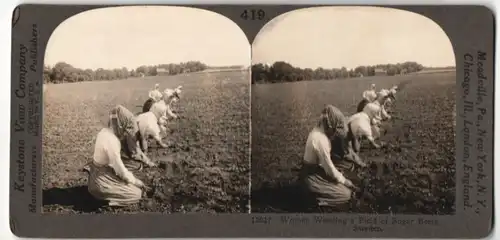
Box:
[42,6,251,214]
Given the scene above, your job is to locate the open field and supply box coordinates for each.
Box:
[251,72,456,214]
[42,71,250,214]
[413,68,456,75]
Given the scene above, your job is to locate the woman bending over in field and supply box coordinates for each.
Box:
[363,89,394,124]
[135,111,169,153]
[143,85,182,114]
[108,105,157,168]
[383,86,398,112]
[82,105,156,173]
[142,83,163,113]
[149,86,182,124]
[347,89,395,153]
[356,83,377,112]
[299,105,359,209]
[87,126,147,206]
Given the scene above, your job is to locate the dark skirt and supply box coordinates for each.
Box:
[356,99,370,113]
[142,98,155,113]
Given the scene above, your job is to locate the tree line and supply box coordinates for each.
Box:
[251,61,426,84]
[43,61,209,84]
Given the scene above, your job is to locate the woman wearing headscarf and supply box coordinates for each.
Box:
[384,85,398,110]
[363,89,393,125]
[299,105,359,208]
[142,83,163,113]
[87,125,147,206]
[357,83,377,112]
[150,86,182,123]
[108,105,156,168]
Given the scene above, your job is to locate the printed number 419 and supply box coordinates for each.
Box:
[240,9,266,20]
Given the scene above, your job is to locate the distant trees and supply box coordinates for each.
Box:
[44,59,427,85]
[251,61,425,84]
[44,61,209,84]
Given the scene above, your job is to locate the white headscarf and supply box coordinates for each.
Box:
[163,88,175,98]
[389,85,398,95]
[378,88,395,105]
[378,89,390,97]
[163,85,182,103]
[174,85,182,95]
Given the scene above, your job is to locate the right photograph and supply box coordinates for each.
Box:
[250,6,456,214]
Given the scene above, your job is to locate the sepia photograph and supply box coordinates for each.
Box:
[250,6,456,214]
[42,6,251,214]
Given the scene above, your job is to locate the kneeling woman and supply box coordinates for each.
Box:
[109,105,156,168]
[87,126,147,206]
[300,105,358,208]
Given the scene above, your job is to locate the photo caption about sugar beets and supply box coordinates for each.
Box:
[461,51,489,214]
[251,215,439,232]
[13,23,40,213]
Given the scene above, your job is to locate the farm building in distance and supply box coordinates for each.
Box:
[157,68,170,76]
[374,68,387,76]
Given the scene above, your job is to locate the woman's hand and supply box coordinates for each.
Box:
[343,179,358,191]
[344,148,367,168]
[133,178,145,188]
[357,161,367,168]
[138,152,157,167]
[146,160,158,168]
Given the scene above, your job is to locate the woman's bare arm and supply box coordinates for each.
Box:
[106,140,140,185]
[313,136,347,184]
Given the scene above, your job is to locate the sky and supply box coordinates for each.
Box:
[45,6,251,70]
[252,6,456,69]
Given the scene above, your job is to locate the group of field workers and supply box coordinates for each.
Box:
[300,83,398,209]
[85,83,183,207]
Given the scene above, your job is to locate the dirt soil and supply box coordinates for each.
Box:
[42,72,250,214]
[251,72,456,214]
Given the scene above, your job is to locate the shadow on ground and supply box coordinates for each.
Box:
[43,186,107,213]
[251,182,319,213]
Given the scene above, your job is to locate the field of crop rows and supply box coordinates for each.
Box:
[251,72,456,214]
[42,71,250,213]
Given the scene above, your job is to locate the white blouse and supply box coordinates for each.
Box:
[362,89,377,102]
[150,100,177,121]
[93,128,140,185]
[148,89,163,102]
[303,127,347,184]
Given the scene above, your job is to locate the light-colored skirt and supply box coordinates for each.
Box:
[299,164,352,207]
[87,162,142,207]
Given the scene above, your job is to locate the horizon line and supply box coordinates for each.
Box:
[251,61,457,69]
[43,61,248,71]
